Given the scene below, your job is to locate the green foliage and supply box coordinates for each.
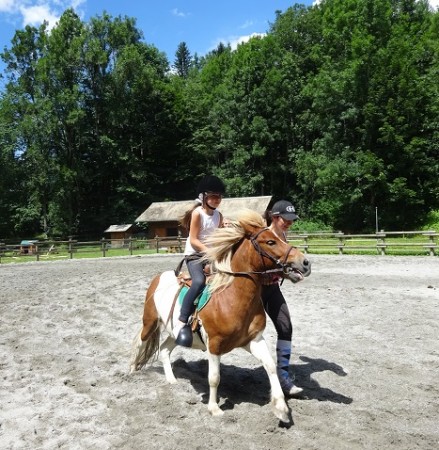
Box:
[0,0,438,238]
[174,42,191,77]
[422,210,439,231]
[290,220,333,233]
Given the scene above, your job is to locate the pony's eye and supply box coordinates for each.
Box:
[266,240,276,246]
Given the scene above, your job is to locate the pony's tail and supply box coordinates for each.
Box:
[129,324,160,373]
[130,275,162,373]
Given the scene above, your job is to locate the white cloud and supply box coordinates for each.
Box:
[171,8,189,18]
[70,0,86,9]
[20,4,60,29]
[210,32,266,53]
[0,1,86,29]
[0,0,15,13]
[229,32,265,50]
[239,20,254,30]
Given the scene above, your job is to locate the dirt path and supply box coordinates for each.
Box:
[1,254,438,449]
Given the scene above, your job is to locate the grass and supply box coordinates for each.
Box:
[0,245,173,264]
[1,233,437,264]
[289,234,437,256]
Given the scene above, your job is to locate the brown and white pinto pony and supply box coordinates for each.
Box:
[130,209,311,423]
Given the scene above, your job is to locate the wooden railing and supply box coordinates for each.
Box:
[0,230,438,263]
[0,236,186,263]
[286,230,438,256]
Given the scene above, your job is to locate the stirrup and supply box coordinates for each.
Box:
[175,324,193,347]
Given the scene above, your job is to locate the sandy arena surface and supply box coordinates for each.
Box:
[1,254,438,449]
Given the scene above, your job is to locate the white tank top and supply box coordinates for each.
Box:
[184,206,221,255]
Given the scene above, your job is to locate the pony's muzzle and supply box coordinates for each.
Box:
[284,258,311,282]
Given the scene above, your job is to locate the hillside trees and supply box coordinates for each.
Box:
[0,99,23,236]
[0,0,438,238]
[0,10,188,237]
[0,11,85,236]
[275,0,439,230]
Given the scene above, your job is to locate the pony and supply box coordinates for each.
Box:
[130,209,311,423]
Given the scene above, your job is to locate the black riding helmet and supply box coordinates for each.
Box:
[196,175,226,195]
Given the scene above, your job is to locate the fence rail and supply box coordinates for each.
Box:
[287,230,438,256]
[0,231,438,263]
[0,236,186,263]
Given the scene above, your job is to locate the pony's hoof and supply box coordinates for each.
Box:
[278,411,290,424]
[129,363,141,373]
[208,404,224,417]
[175,324,193,347]
[272,398,289,423]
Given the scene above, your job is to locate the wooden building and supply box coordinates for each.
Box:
[20,240,39,255]
[104,224,134,247]
[135,196,273,239]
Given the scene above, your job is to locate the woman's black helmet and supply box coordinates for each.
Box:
[196,175,226,195]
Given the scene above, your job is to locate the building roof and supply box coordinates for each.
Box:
[135,196,273,223]
[104,224,133,233]
[20,240,38,246]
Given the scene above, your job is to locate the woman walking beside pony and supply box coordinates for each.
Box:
[263,200,304,396]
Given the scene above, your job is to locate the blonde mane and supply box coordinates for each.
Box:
[204,209,266,293]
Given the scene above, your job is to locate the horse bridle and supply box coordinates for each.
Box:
[250,227,295,276]
[215,227,296,277]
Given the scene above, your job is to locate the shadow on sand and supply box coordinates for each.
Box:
[170,354,353,412]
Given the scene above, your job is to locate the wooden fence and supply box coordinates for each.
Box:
[0,231,438,263]
[0,236,185,263]
[288,230,438,256]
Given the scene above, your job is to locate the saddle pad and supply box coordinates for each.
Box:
[178,285,211,311]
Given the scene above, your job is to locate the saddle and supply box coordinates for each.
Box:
[176,266,211,287]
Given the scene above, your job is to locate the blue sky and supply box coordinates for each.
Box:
[0,0,318,64]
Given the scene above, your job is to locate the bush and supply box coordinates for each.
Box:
[290,219,333,233]
[422,210,439,232]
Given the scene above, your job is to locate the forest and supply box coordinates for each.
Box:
[0,0,438,239]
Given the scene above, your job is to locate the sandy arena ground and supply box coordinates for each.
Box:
[1,254,438,449]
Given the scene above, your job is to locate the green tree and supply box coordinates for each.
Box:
[0,96,24,236]
[284,0,439,230]
[174,42,191,78]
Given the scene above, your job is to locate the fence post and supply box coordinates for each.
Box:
[337,232,344,255]
[303,235,309,254]
[427,231,436,257]
[377,231,386,255]
[68,237,74,259]
[101,238,107,257]
[129,237,133,256]
[155,236,159,253]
